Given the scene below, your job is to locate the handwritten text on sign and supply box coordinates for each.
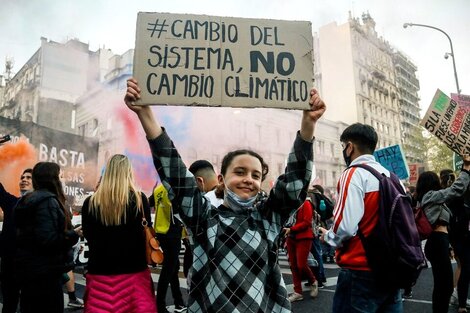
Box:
[421,89,470,155]
[133,13,313,109]
[373,144,409,180]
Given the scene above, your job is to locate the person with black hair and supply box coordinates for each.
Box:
[14,162,80,313]
[189,159,223,207]
[416,159,470,313]
[320,123,403,312]
[0,168,33,313]
[125,78,325,312]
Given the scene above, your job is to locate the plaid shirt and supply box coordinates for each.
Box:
[148,130,313,313]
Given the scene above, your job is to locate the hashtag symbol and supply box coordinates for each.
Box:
[147,19,169,38]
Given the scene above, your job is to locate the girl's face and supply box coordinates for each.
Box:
[219,154,262,199]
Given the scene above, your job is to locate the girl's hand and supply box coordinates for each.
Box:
[124,78,152,115]
[304,89,326,122]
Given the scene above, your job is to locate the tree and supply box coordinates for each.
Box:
[423,130,453,172]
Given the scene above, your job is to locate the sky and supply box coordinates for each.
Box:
[1,0,469,115]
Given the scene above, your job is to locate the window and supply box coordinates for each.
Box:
[316,141,325,155]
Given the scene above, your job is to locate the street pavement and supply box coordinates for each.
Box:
[0,251,464,312]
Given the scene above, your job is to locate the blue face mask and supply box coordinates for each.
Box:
[224,186,258,213]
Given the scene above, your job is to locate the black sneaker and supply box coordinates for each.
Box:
[174,305,187,313]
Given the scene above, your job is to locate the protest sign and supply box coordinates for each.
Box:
[133,12,313,109]
[421,89,470,155]
[0,116,98,206]
[373,144,409,180]
[451,93,470,112]
[453,153,463,171]
[408,163,425,185]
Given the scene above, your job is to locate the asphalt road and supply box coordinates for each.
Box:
[0,256,465,313]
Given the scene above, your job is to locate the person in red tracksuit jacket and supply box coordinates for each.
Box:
[284,200,318,302]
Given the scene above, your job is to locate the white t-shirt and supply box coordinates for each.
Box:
[204,190,224,207]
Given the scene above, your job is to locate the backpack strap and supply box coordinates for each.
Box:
[349,163,384,181]
[348,163,387,243]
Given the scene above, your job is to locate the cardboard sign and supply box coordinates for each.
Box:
[421,89,470,155]
[373,144,409,180]
[133,12,313,109]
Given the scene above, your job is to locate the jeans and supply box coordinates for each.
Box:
[333,268,403,313]
[424,231,454,313]
[310,237,326,282]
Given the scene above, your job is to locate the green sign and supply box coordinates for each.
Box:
[453,153,463,171]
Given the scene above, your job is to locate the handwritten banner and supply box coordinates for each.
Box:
[133,12,313,109]
[373,144,409,180]
[421,89,470,155]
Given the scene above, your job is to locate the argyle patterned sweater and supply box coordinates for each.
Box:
[148,130,313,313]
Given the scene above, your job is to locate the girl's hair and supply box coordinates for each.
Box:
[416,171,441,202]
[89,154,142,226]
[220,149,269,181]
[32,162,66,208]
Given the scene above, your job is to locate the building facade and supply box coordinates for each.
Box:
[315,13,423,164]
[0,37,114,134]
[393,50,424,164]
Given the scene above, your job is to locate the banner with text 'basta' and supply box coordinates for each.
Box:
[421,89,470,156]
[0,116,98,208]
[133,12,313,110]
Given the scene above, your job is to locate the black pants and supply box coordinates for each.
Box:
[453,234,470,309]
[19,272,63,313]
[182,238,192,278]
[1,257,20,313]
[157,236,184,311]
[424,231,454,313]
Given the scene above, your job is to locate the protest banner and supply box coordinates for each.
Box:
[408,163,425,185]
[133,12,313,109]
[0,116,99,206]
[373,144,409,180]
[421,89,470,155]
[452,93,470,112]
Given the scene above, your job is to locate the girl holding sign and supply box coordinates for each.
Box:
[124,77,325,312]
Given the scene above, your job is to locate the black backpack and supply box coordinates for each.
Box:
[351,163,427,289]
[311,193,334,222]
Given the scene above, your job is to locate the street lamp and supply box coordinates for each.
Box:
[403,22,461,94]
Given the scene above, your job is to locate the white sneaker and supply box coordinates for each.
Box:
[310,281,319,298]
[451,290,458,306]
[68,298,84,308]
[288,292,303,302]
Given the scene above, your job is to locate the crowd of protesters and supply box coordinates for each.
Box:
[0,76,469,313]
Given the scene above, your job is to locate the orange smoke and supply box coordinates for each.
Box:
[0,138,37,196]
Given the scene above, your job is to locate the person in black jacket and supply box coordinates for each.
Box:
[0,168,33,313]
[14,162,80,313]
